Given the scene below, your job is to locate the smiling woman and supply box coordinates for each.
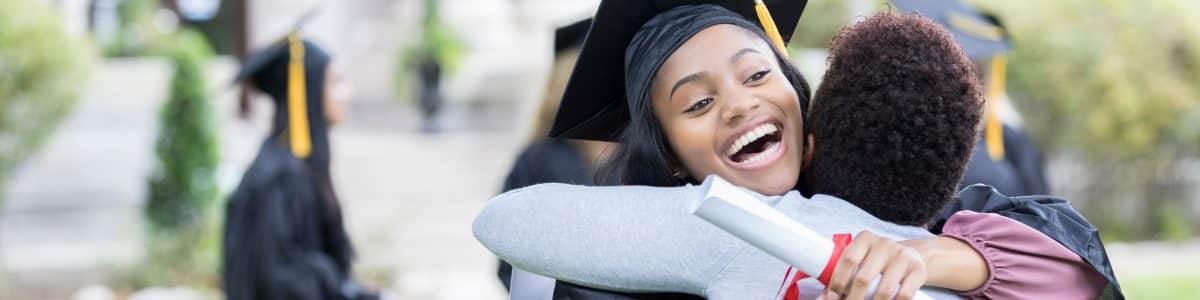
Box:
[590,22,812,194]
[648,23,805,196]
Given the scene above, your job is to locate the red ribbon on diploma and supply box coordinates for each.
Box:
[778,233,854,300]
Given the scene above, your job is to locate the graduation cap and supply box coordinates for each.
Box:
[891,0,1009,60]
[554,19,592,54]
[892,0,1011,161]
[233,9,327,159]
[550,0,808,141]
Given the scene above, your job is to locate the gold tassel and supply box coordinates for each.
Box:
[287,33,312,158]
[984,55,1006,161]
[754,0,789,57]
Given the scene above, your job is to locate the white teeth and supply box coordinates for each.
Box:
[727,123,780,156]
[742,139,781,164]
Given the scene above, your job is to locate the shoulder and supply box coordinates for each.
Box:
[792,194,933,239]
[232,144,310,195]
[515,139,580,162]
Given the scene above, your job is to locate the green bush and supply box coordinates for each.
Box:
[0,0,94,204]
[143,28,220,285]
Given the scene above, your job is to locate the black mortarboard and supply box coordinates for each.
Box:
[891,0,1010,60]
[232,9,320,86]
[232,10,330,159]
[550,0,808,141]
[554,19,592,54]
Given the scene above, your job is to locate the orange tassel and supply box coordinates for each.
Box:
[287,33,312,158]
[984,55,1006,161]
[754,0,789,57]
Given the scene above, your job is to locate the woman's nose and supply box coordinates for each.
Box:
[720,93,762,125]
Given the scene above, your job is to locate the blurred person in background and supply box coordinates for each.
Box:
[893,0,1050,197]
[222,28,379,300]
[417,50,445,133]
[495,19,624,299]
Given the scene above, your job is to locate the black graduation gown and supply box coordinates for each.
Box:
[222,142,373,300]
[932,185,1124,299]
[959,125,1049,196]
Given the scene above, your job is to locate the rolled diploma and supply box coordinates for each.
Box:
[690,175,933,300]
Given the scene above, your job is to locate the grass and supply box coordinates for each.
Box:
[1120,272,1200,299]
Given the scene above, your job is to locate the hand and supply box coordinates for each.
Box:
[824,230,927,300]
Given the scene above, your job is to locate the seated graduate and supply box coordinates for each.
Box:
[474,1,1117,298]
[223,21,377,300]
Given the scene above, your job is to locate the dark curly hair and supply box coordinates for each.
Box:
[804,13,984,226]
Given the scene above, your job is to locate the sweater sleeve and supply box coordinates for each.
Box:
[940,211,1108,299]
[472,183,744,295]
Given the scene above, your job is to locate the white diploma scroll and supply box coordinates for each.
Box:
[689,175,934,300]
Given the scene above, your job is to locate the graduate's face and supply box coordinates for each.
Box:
[324,61,352,126]
[650,25,805,196]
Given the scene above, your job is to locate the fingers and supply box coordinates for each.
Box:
[894,266,927,300]
[823,290,838,300]
[871,254,910,300]
[826,231,931,300]
[826,231,875,296]
[845,237,893,300]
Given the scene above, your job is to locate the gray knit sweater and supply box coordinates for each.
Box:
[473,183,959,300]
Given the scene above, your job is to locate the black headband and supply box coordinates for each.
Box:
[623,4,762,118]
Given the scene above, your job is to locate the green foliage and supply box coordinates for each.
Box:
[789,0,894,49]
[393,0,465,101]
[974,0,1200,161]
[1123,271,1200,299]
[1157,203,1193,241]
[0,0,94,204]
[971,0,1200,239]
[143,28,220,282]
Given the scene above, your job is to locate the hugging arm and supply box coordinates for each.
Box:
[930,211,1108,299]
[473,183,743,295]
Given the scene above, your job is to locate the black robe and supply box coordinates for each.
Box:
[959,125,1049,196]
[223,38,375,300]
[932,185,1124,299]
[222,141,374,300]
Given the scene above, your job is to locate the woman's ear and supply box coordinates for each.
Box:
[802,134,815,171]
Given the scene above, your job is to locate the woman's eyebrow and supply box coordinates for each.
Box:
[730,48,762,64]
[669,71,707,101]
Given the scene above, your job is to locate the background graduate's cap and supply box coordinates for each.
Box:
[232,8,322,159]
[554,19,592,54]
[891,0,1010,60]
[893,0,1012,161]
[550,0,808,141]
[231,8,320,85]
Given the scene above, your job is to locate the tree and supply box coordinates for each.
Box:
[143,29,220,283]
[0,0,94,205]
